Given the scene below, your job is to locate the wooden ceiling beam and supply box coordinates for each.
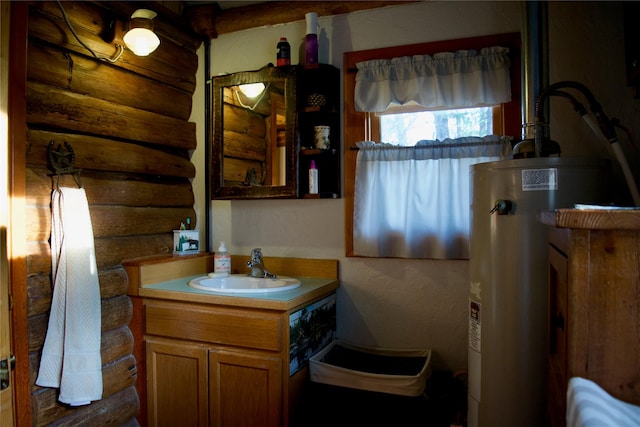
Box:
[188,1,415,38]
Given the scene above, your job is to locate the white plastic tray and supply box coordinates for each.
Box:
[309,340,432,397]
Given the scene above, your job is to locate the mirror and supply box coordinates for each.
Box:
[211,66,298,199]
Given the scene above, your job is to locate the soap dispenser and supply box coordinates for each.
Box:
[214,241,231,274]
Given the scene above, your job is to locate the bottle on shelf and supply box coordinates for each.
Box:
[308,160,318,194]
[276,37,290,66]
[304,12,318,67]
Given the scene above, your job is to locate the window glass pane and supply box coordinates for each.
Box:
[380,107,493,146]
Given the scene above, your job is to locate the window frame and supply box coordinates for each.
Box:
[343,33,522,257]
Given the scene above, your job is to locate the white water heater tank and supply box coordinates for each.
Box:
[468,157,610,427]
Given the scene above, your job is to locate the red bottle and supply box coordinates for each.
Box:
[277,37,290,66]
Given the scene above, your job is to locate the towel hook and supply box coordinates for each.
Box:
[47,141,83,188]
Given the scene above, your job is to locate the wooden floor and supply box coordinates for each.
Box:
[293,371,466,426]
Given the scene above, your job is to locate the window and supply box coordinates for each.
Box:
[343,33,521,257]
[380,106,495,144]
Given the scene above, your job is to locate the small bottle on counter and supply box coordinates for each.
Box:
[214,241,231,274]
[309,160,318,194]
[276,37,290,66]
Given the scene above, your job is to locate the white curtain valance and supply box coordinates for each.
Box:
[355,46,511,113]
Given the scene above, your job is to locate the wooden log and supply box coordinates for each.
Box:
[27,234,177,274]
[26,204,196,241]
[97,266,130,300]
[31,383,139,427]
[30,353,138,398]
[27,267,130,317]
[94,234,176,269]
[223,129,266,161]
[28,1,197,93]
[28,327,135,390]
[102,354,138,398]
[101,295,133,332]
[27,274,53,319]
[213,1,416,35]
[26,241,52,276]
[26,167,194,207]
[28,295,133,351]
[26,210,198,274]
[91,206,196,237]
[28,312,53,352]
[27,82,197,151]
[100,326,135,367]
[28,351,39,392]
[27,41,193,121]
[26,129,195,178]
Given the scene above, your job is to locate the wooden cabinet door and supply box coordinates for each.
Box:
[146,338,209,427]
[209,348,282,427]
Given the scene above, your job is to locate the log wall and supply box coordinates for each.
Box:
[23,1,201,425]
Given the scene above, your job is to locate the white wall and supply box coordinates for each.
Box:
[191,1,637,371]
[547,2,638,203]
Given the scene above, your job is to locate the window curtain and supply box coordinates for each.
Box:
[353,136,512,259]
[355,46,511,112]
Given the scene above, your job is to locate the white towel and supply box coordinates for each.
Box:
[567,377,640,427]
[36,187,103,406]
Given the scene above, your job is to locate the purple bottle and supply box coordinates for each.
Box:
[305,12,318,67]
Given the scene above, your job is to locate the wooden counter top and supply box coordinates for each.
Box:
[538,208,640,230]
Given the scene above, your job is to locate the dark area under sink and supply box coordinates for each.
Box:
[293,370,466,427]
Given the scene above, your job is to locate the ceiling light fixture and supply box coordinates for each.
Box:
[122,9,161,57]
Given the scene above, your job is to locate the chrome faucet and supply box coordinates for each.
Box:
[247,248,277,279]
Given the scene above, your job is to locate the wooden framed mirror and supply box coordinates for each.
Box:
[211,65,298,199]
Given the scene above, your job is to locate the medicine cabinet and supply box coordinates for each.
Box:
[211,64,341,199]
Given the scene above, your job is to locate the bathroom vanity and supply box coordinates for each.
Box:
[124,253,339,427]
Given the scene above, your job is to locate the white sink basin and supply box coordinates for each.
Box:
[188,274,302,293]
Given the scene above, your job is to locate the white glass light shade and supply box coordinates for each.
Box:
[123,28,160,56]
[238,83,266,98]
[123,9,160,56]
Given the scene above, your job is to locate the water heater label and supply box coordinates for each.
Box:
[522,168,558,191]
[469,299,481,352]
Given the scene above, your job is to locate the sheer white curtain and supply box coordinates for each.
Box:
[352,46,513,259]
[354,136,512,259]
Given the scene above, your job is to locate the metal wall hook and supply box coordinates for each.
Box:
[47,140,83,188]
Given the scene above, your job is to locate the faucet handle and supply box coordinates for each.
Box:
[250,248,263,261]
